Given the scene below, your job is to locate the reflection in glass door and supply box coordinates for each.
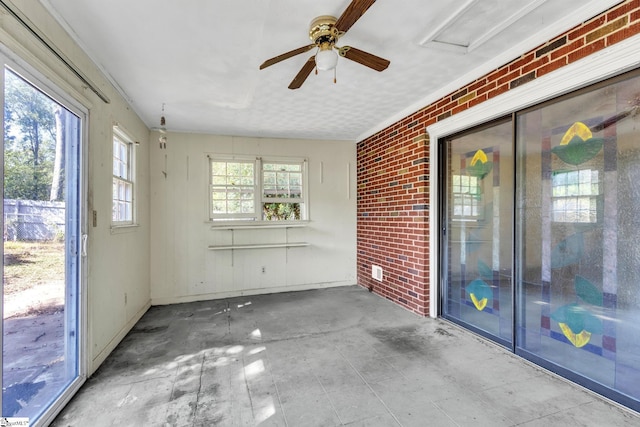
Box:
[440,70,640,411]
[442,120,514,346]
[2,67,83,423]
[515,71,640,411]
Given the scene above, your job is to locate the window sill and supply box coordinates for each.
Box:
[208,221,309,230]
[110,223,140,234]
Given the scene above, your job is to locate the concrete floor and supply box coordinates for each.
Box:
[52,286,640,426]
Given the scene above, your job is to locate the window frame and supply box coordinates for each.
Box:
[451,173,483,221]
[112,126,136,226]
[208,155,308,223]
[209,157,257,221]
[551,169,601,224]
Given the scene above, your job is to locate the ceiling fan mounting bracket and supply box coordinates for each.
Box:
[309,15,339,46]
[337,46,351,57]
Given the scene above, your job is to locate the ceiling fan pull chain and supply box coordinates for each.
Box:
[334,67,337,84]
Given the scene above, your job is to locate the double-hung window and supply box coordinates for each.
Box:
[112,128,135,224]
[551,169,600,223]
[210,160,256,220]
[262,162,303,220]
[209,157,307,222]
[451,174,482,221]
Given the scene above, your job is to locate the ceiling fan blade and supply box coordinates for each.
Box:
[339,46,389,71]
[335,0,377,33]
[260,45,315,70]
[288,56,316,89]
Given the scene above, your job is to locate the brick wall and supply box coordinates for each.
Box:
[356,0,640,316]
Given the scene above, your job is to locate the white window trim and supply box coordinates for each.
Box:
[427,33,640,318]
[551,169,600,224]
[209,156,257,221]
[111,124,137,228]
[207,154,309,224]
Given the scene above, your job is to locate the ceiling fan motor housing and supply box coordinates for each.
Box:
[309,15,339,48]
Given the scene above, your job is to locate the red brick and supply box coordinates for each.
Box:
[523,56,549,74]
[607,0,640,21]
[468,93,488,108]
[487,66,510,82]
[509,52,535,72]
[607,21,640,45]
[487,84,509,99]
[551,38,585,61]
[467,78,487,92]
[568,39,606,63]
[568,16,606,40]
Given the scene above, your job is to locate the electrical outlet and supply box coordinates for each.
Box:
[124,293,128,305]
[92,210,97,227]
[261,266,266,274]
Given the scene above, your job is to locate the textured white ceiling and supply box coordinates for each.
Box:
[41,0,622,141]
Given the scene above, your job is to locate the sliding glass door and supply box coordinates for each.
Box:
[441,119,513,347]
[515,71,640,410]
[2,65,85,424]
[440,69,640,411]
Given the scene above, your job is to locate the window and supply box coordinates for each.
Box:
[551,169,599,223]
[112,128,135,224]
[209,157,307,222]
[210,160,256,219]
[262,162,303,220]
[451,174,481,220]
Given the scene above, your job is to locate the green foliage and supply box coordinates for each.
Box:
[262,202,300,221]
[4,70,57,200]
[4,149,53,200]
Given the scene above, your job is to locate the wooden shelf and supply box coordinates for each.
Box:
[208,242,309,250]
[210,222,308,231]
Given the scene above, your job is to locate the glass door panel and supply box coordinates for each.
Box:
[3,68,82,423]
[515,72,640,409]
[442,120,514,346]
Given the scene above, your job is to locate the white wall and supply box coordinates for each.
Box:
[150,132,357,304]
[1,1,151,375]
[2,2,356,377]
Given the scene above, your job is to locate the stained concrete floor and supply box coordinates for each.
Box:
[52,286,640,426]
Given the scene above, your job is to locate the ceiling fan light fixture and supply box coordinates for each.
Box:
[315,47,338,71]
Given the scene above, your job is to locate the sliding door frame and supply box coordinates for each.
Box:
[438,116,515,350]
[430,38,640,413]
[0,47,88,426]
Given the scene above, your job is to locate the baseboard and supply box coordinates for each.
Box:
[90,299,151,375]
[151,281,354,306]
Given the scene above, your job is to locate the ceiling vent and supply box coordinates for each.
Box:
[420,0,548,54]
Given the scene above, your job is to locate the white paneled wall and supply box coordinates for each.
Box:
[1,2,152,375]
[150,133,356,304]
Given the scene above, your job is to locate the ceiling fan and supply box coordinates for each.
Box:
[259,0,390,89]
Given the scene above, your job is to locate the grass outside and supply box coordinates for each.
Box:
[3,241,65,295]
